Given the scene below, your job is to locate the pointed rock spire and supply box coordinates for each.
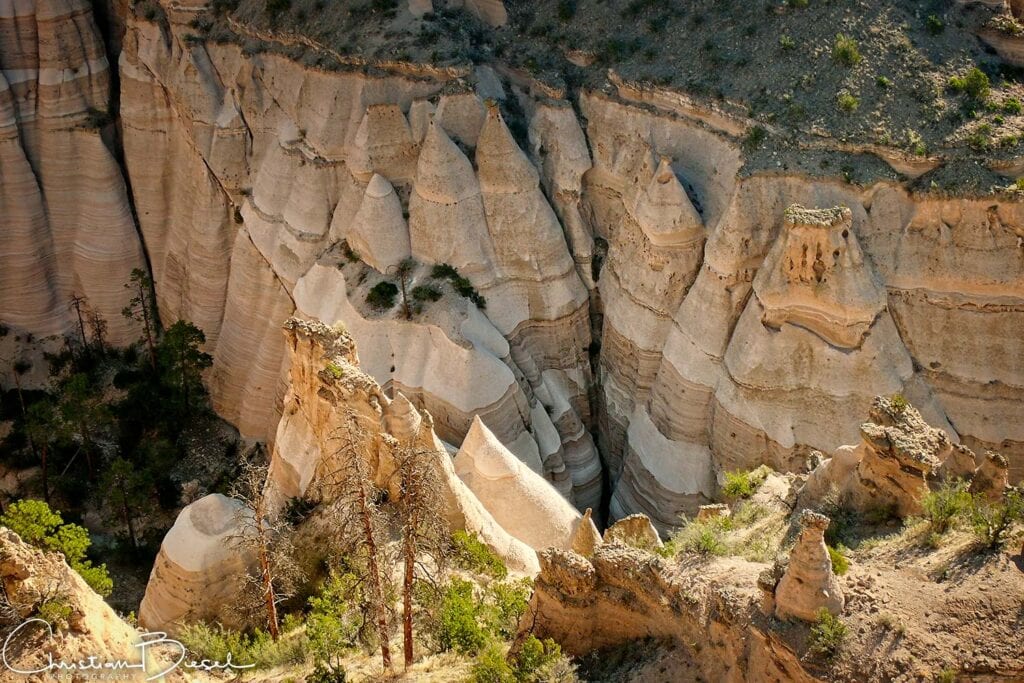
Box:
[346,173,410,272]
[631,157,704,248]
[476,104,539,193]
[414,121,480,204]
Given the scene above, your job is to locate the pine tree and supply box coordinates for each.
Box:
[122,268,159,370]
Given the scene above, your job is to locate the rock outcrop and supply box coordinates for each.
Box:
[141,317,543,631]
[0,528,177,680]
[772,510,845,623]
[602,513,664,550]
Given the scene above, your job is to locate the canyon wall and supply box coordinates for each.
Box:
[2,0,1022,533]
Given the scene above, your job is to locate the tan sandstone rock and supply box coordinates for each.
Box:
[603,513,664,551]
[774,509,844,623]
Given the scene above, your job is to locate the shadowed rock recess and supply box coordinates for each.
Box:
[2,0,1024,680]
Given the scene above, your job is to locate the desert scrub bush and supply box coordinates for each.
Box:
[743,126,768,152]
[837,92,860,113]
[827,545,849,575]
[969,488,1023,549]
[920,479,971,534]
[926,14,945,35]
[451,530,508,579]
[35,598,72,630]
[721,467,768,499]
[779,35,796,50]
[412,284,443,303]
[670,518,727,556]
[177,622,307,669]
[473,642,515,683]
[890,393,908,413]
[832,34,862,67]
[949,68,990,102]
[306,572,362,680]
[366,281,398,311]
[1003,97,1022,115]
[430,264,487,309]
[807,608,847,660]
[325,361,344,379]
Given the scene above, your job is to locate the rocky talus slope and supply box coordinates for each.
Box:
[2,0,1024,532]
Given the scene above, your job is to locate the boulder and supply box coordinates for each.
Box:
[603,513,664,551]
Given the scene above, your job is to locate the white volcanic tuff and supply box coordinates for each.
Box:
[435,91,487,148]
[345,173,412,274]
[293,262,538,465]
[754,205,885,349]
[408,120,493,273]
[139,493,254,632]
[0,0,145,345]
[208,229,295,439]
[455,417,585,551]
[346,103,418,184]
[526,100,596,288]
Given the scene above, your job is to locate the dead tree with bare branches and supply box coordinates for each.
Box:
[318,411,394,672]
[229,460,301,640]
[393,444,448,669]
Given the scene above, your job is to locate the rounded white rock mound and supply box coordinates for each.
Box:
[139,493,254,634]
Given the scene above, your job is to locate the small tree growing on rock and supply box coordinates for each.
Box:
[122,268,159,370]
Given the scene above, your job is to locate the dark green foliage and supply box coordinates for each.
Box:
[412,284,443,303]
[970,488,1024,549]
[429,264,486,309]
[926,14,945,35]
[366,281,399,311]
[743,125,768,152]
[832,34,862,67]
[920,479,971,534]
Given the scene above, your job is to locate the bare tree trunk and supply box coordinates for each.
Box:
[355,471,391,671]
[402,518,415,669]
[118,477,138,549]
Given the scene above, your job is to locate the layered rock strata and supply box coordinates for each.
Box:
[772,510,845,623]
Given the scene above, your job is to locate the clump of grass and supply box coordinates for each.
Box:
[832,34,862,67]
[948,68,990,102]
[325,361,344,380]
[721,467,768,499]
[779,35,796,50]
[837,92,860,113]
[920,479,971,534]
[807,609,847,660]
[827,545,849,575]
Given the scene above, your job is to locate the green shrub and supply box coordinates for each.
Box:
[949,68,990,102]
[177,622,306,669]
[472,642,515,683]
[876,75,892,89]
[36,598,72,630]
[513,636,572,680]
[969,489,1024,549]
[307,572,362,676]
[827,545,849,575]
[807,608,847,660]
[430,264,486,309]
[779,35,796,50]
[485,578,532,639]
[890,393,908,413]
[832,34,862,67]
[412,284,443,303]
[1004,97,1023,115]
[743,126,768,152]
[452,530,508,579]
[366,281,399,311]
[722,468,767,499]
[0,499,113,597]
[325,362,344,379]
[437,578,488,654]
[926,14,945,35]
[920,479,971,534]
[837,92,860,113]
